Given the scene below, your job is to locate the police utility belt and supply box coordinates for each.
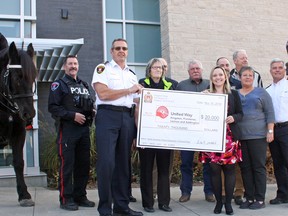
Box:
[98,104,135,117]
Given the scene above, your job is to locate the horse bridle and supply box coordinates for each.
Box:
[0,64,36,114]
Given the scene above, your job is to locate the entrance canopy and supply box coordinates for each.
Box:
[7,38,84,82]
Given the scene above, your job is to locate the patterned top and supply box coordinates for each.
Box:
[199,124,242,165]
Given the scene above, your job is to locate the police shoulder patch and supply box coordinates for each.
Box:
[51,82,60,91]
[96,64,106,74]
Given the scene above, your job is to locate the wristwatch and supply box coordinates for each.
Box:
[268,129,273,134]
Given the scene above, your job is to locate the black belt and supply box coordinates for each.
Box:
[98,104,131,112]
[275,121,288,128]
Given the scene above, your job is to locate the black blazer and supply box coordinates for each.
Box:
[228,89,243,140]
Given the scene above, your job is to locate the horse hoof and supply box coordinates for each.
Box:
[19,199,35,207]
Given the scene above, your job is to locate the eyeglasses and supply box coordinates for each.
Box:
[113,46,128,51]
[151,66,162,70]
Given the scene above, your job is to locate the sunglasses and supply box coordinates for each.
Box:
[113,46,128,51]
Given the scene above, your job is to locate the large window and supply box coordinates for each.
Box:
[0,0,38,176]
[104,0,161,78]
[0,0,36,38]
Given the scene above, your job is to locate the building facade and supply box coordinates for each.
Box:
[160,0,288,86]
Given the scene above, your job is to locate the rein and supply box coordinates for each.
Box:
[0,64,35,114]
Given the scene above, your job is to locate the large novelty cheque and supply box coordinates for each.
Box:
[137,89,228,153]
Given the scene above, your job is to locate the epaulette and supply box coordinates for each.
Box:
[265,84,272,89]
[60,76,73,85]
[129,69,136,75]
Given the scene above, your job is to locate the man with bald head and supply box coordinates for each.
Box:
[158,58,178,89]
[216,57,231,75]
[230,50,263,89]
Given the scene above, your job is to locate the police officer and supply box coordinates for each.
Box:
[92,38,143,216]
[48,55,95,211]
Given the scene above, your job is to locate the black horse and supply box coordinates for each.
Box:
[0,33,37,207]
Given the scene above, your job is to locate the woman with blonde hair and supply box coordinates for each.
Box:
[200,66,243,215]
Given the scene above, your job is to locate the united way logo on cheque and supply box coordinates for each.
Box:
[156,106,169,119]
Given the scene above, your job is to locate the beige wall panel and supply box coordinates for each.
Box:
[160,0,288,87]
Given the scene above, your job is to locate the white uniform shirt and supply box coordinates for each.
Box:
[91,60,138,108]
[266,77,288,123]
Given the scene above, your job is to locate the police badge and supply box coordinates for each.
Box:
[96,64,105,74]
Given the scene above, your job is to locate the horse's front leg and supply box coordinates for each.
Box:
[11,126,35,207]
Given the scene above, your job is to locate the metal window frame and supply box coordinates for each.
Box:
[0,0,36,38]
[103,0,160,66]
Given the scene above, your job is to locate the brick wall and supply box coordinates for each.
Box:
[160,0,288,87]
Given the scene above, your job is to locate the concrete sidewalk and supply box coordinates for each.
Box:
[0,184,287,216]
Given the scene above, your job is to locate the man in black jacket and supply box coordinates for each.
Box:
[48,55,95,211]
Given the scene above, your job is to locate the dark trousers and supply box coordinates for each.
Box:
[139,148,171,208]
[95,109,135,215]
[57,123,90,204]
[269,126,288,199]
[180,150,213,195]
[239,138,267,201]
[210,163,235,204]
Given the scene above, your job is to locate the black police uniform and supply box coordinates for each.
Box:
[48,74,94,205]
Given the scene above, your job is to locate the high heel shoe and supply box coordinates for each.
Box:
[213,202,223,214]
[224,203,234,215]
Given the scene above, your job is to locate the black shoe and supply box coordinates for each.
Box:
[269,197,288,205]
[234,196,243,205]
[75,198,95,207]
[60,201,78,211]
[144,207,155,213]
[213,202,223,214]
[249,201,265,210]
[129,195,137,202]
[159,204,172,212]
[113,208,143,216]
[239,200,253,209]
[224,203,234,215]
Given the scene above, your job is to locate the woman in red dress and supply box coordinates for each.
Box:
[199,66,243,215]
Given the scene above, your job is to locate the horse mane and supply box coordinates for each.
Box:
[0,48,37,85]
[18,49,37,84]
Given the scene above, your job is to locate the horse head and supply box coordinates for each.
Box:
[0,40,37,124]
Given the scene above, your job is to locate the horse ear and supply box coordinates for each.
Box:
[9,42,19,59]
[0,32,8,50]
[27,43,34,58]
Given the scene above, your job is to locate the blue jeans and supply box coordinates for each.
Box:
[180,150,213,195]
